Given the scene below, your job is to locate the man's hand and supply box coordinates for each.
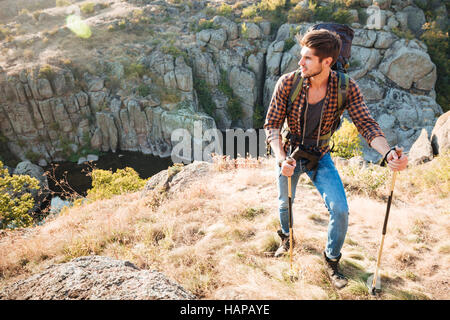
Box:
[386,146,408,171]
[281,157,296,177]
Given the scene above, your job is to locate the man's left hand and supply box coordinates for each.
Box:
[386,146,408,171]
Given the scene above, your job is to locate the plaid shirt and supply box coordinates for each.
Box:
[264,69,385,158]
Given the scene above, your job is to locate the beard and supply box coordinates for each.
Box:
[301,65,323,78]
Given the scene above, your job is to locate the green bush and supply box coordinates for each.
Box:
[124,63,147,79]
[218,70,243,121]
[217,3,233,18]
[287,6,313,23]
[194,78,216,117]
[137,84,151,97]
[80,2,95,15]
[420,25,449,112]
[86,167,147,201]
[0,161,40,229]
[330,118,362,159]
[56,0,71,7]
[332,8,354,25]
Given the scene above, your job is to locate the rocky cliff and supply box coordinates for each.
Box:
[0,0,446,164]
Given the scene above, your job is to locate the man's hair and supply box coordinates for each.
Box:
[296,29,342,66]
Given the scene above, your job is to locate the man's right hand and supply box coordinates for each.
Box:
[281,157,296,177]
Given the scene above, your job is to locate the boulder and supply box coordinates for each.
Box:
[0,256,195,300]
[13,160,49,212]
[212,16,238,40]
[379,40,435,90]
[408,128,434,165]
[401,5,426,34]
[430,111,450,155]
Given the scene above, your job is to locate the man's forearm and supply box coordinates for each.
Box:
[370,136,391,156]
[265,129,286,160]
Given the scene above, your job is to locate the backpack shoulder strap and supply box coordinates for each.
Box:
[287,69,303,116]
[337,71,349,112]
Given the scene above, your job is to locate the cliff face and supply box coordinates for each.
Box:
[0,0,445,164]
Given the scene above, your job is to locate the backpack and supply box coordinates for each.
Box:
[309,23,355,73]
[266,23,354,155]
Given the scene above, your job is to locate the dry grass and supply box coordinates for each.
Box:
[1,155,449,300]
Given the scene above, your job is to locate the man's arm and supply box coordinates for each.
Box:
[345,79,408,171]
[264,74,290,162]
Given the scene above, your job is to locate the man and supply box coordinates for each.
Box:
[264,29,408,289]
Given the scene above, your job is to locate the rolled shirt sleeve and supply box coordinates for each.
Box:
[263,73,291,144]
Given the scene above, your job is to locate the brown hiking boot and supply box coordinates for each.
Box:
[274,230,294,258]
[323,251,348,289]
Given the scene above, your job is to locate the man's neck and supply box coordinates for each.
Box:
[309,68,331,89]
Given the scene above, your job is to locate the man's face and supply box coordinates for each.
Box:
[298,46,326,78]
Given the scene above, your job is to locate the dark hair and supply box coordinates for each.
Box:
[296,29,342,66]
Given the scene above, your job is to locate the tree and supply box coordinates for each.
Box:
[0,161,40,229]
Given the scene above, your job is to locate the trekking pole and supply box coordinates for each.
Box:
[369,170,398,295]
[288,176,293,272]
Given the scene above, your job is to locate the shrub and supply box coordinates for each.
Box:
[194,78,216,117]
[420,24,449,112]
[80,2,95,15]
[217,3,233,18]
[332,8,354,25]
[56,0,71,7]
[330,118,362,159]
[287,6,313,23]
[86,167,147,201]
[137,84,150,97]
[253,104,265,128]
[0,161,40,229]
[124,62,147,79]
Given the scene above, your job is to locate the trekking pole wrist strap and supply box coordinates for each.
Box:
[381,147,397,167]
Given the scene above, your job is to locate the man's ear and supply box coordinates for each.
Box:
[323,57,333,68]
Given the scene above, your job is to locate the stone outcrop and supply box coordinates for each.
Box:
[430,111,450,155]
[0,255,195,300]
[0,0,445,165]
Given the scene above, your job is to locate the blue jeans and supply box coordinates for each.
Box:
[277,153,349,260]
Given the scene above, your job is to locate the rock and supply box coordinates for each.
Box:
[266,41,285,76]
[387,15,400,29]
[374,31,398,49]
[243,22,262,40]
[430,111,450,155]
[352,29,377,47]
[229,66,257,128]
[379,40,435,89]
[259,21,271,36]
[209,28,227,49]
[414,67,437,91]
[38,78,53,99]
[392,0,412,11]
[144,161,211,195]
[49,196,72,214]
[357,77,385,102]
[373,0,392,9]
[96,112,118,152]
[0,256,195,300]
[191,49,220,87]
[212,16,238,40]
[349,46,382,79]
[174,57,193,92]
[408,128,433,165]
[401,5,426,34]
[87,77,104,92]
[13,160,49,212]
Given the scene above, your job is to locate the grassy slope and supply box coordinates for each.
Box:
[0,154,448,300]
